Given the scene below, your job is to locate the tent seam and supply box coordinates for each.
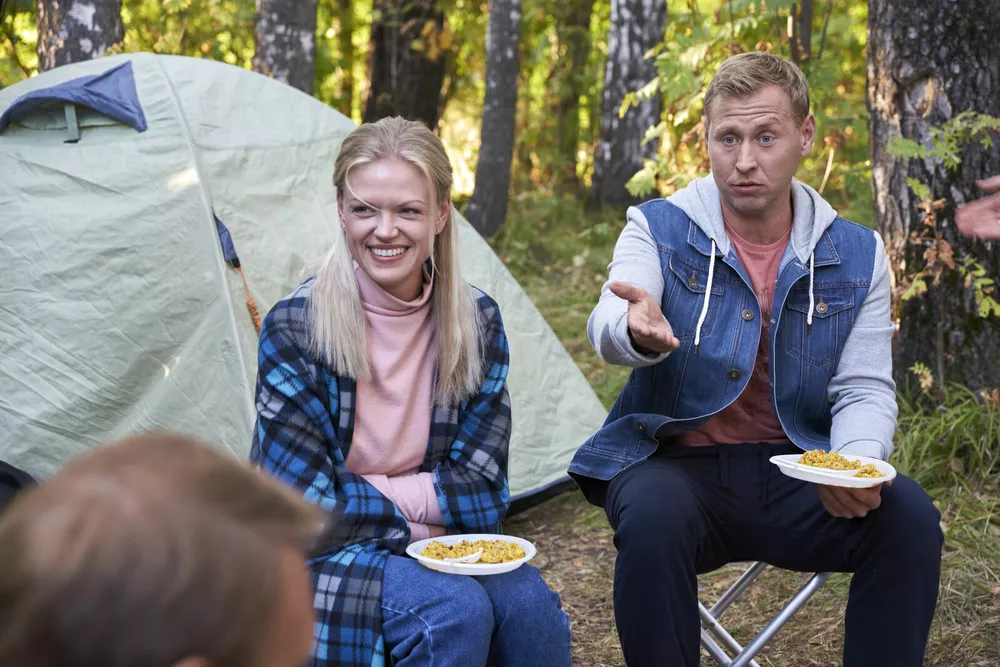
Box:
[150,55,257,436]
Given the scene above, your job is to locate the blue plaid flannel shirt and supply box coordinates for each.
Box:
[250,278,512,667]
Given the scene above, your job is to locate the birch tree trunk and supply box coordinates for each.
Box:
[36,0,123,72]
[868,0,1000,391]
[588,0,666,209]
[252,0,319,94]
[465,0,522,237]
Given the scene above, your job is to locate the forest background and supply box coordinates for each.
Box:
[2,0,999,664]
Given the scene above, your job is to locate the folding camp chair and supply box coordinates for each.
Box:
[699,562,830,667]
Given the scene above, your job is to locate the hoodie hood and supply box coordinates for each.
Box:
[666,175,838,263]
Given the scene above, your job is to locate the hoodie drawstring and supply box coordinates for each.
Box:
[806,251,815,334]
[693,240,716,355]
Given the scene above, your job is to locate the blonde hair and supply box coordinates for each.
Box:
[703,52,811,127]
[0,432,327,667]
[310,117,484,406]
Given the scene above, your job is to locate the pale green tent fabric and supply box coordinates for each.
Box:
[0,53,607,502]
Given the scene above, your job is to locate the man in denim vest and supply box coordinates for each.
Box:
[570,52,943,667]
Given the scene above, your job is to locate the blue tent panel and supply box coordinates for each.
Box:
[0,61,147,133]
[214,216,241,267]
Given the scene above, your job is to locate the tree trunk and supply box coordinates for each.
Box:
[36,0,123,72]
[588,0,666,210]
[337,0,355,115]
[364,0,447,129]
[252,0,318,95]
[868,0,1000,392]
[552,0,597,193]
[790,0,813,66]
[465,0,522,238]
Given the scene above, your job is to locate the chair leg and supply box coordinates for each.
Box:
[710,561,768,618]
[727,572,831,667]
[700,603,762,667]
[701,627,735,666]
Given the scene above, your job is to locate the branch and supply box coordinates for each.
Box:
[816,0,833,61]
[1,18,32,78]
[729,0,735,51]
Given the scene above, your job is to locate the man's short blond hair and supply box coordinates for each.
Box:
[0,432,328,667]
[703,52,811,127]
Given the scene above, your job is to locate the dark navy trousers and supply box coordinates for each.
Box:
[604,443,943,667]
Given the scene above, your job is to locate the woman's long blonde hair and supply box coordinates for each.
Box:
[309,117,484,406]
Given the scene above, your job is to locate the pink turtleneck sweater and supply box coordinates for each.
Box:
[345,265,446,543]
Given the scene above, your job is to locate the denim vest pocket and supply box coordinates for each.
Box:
[663,252,726,341]
[782,287,855,366]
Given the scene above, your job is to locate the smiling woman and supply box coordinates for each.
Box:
[339,159,445,303]
[250,116,571,667]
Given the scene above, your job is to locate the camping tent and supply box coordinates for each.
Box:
[0,53,607,506]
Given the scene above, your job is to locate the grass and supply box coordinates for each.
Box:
[493,194,1000,666]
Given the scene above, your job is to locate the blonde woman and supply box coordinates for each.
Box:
[251,117,571,667]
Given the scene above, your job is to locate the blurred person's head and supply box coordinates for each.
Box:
[0,432,328,667]
[703,52,816,223]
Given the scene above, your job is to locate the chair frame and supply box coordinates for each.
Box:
[699,562,830,667]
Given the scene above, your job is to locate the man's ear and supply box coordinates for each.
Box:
[800,113,817,157]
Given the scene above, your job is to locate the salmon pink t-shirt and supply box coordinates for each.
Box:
[678,224,792,446]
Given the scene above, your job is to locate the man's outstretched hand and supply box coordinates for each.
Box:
[609,281,681,355]
[956,176,1000,240]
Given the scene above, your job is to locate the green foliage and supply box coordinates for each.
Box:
[505,0,608,196]
[889,112,1000,323]
[117,0,256,67]
[889,111,1000,170]
[625,0,873,227]
[0,1,38,87]
[490,194,630,407]
[315,0,371,120]
[894,384,1000,489]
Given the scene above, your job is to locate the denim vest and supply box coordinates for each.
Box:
[568,200,877,504]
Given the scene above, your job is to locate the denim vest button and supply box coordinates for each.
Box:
[727,369,741,381]
[816,301,829,314]
[636,421,646,433]
[688,274,699,289]
[742,309,754,321]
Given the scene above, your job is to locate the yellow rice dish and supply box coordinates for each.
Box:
[421,539,526,564]
[798,450,885,478]
[854,463,885,478]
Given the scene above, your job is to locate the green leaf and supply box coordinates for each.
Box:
[905,177,931,200]
[626,160,659,198]
[978,295,1000,318]
[902,278,928,301]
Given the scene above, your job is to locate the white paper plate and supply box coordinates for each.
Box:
[770,454,897,489]
[406,534,536,576]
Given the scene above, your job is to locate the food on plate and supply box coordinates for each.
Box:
[853,463,885,479]
[797,450,886,479]
[421,539,525,564]
[798,450,862,471]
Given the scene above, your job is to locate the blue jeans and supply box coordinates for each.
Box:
[381,555,571,667]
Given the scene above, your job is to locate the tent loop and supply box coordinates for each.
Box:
[63,104,80,144]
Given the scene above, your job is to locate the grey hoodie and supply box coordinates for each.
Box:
[588,176,898,460]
